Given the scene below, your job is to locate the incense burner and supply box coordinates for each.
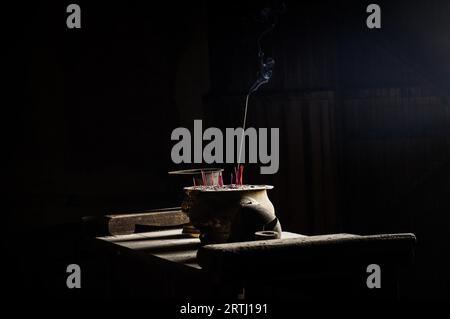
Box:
[182,185,281,244]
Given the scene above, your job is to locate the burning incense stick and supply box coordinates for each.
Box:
[237,94,250,167]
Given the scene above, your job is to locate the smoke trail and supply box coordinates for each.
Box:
[237,4,284,166]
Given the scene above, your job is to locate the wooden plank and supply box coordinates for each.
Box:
[104,208,189,235]
[97,228,306,270]
[197,233,417,276]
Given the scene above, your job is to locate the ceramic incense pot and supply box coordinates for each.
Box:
[182,185,281,244]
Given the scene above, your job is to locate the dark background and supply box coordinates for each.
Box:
[4,0,450,299]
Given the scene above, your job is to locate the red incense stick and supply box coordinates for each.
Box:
[201,170,206,186]
[239,165,244,185]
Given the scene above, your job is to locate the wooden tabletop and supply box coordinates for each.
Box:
[96,228,306,270]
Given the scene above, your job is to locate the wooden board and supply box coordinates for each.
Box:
[197,233,417,276]
[96,228,306,270]
[104,207,189,235]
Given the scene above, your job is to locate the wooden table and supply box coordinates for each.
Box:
[97,228,305,270]
[94,228,415,299]
[94,228,305,299]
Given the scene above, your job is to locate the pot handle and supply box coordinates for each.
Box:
[229,201,282,242]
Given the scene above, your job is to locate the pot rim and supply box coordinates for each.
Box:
[184,185,274,192]
[169,168,224,175]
